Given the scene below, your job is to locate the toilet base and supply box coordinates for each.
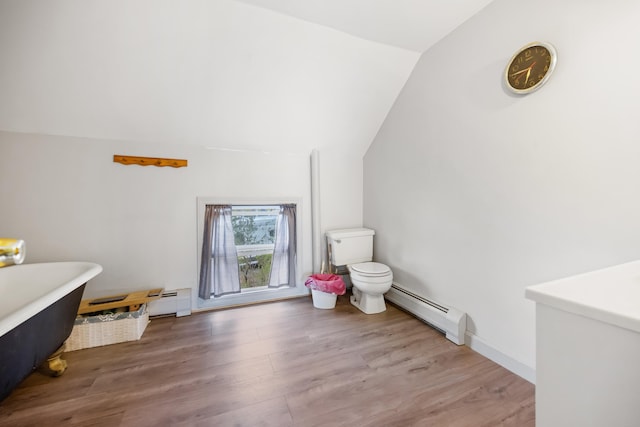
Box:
[350,286,387,314]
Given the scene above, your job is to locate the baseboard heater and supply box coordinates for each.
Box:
[385,283,466,345]
[148,288,192,317]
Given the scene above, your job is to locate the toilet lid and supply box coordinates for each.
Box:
[350,262,391,276]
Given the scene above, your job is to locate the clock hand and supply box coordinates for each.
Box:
[509,61,536,78]
[510,68,529,77]
[524,61,538,84]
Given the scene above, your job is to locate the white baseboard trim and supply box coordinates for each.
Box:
[465,332,536,384]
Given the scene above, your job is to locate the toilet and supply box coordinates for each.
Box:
[326,228,393,314]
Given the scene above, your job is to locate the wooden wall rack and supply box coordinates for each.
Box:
[113,155,187,168]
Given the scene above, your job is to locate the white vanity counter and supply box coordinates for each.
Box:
[526,260,640,427]
[526,260,640,333]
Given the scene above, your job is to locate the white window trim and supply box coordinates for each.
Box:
[195,197,308,311]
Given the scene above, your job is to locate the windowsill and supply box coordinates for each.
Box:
[240,285,270,293]
[196,284,309,310]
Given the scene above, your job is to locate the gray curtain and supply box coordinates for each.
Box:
[198,205,240,299]
[269,204,296,288]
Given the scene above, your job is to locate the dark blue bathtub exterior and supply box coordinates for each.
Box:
[0,284,85,401]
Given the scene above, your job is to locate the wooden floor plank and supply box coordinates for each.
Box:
[181,396,294,427]
[0,294,534,426]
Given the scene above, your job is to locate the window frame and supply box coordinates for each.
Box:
[196,197,307,310]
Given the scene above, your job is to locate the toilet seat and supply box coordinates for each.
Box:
[350,262,391,277]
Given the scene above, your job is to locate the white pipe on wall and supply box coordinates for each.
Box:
[310,149,322,273]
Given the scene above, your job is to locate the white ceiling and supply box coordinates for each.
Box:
[234,0,495,53]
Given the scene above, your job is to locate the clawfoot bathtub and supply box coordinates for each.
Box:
[0,262,102,401]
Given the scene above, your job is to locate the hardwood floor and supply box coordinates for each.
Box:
[0,294,535,426]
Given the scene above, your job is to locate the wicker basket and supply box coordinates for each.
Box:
[66,304,149,351]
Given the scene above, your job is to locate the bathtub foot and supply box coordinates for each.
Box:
[38,344,68,377]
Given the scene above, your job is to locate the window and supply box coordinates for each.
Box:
[198,203,297,300]
[232,206,279,289]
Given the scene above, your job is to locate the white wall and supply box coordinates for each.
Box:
[0,1,418,300]
[364,0,640,380]
[0,132,314,302]
[0,0,417,155]
[0,131,363,302]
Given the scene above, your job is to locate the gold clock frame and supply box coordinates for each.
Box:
[504,41,557,95]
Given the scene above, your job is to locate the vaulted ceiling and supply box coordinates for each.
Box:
[0,0,493,154]
[235,0,494,52]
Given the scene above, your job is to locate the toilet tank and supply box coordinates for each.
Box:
[326,228,375,266]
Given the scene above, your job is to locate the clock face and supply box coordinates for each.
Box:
[505,42,557,94]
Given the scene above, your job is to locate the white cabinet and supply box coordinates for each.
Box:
[526,261,640,427]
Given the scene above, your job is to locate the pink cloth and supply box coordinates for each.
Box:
[304,274,346,295]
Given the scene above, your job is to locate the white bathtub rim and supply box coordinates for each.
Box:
[0,262,102,337]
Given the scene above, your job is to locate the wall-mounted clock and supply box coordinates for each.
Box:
[505,41,557,94]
